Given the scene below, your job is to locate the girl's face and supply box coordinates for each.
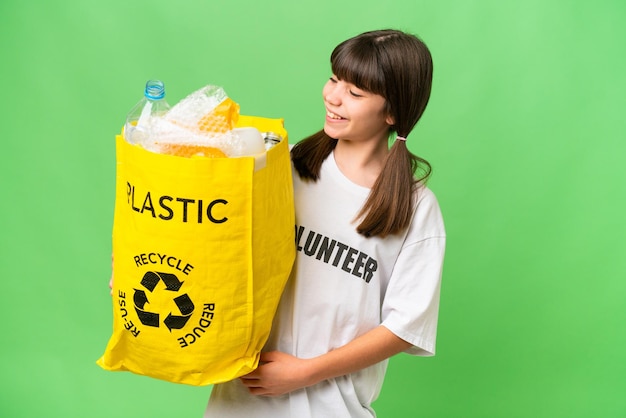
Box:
[322,76,394,144]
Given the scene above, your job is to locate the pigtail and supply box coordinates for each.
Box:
[291,130,337,181]
[355,139,431,238]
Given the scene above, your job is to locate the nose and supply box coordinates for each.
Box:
[323,81,341,106]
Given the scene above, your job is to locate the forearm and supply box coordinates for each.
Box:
[306,325,412,384]
[241,325,413,396]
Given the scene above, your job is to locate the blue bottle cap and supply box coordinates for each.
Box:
[144,80,166,100]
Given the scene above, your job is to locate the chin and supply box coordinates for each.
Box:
[323,125,340,140]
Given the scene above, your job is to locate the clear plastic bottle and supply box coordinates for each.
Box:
[124,80,171,144]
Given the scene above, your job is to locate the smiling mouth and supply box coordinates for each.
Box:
[327,111,346,120]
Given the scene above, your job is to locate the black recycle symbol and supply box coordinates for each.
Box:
[133,271,195,331]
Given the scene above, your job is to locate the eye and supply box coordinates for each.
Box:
[349,90,363,98]
[328,76,338,83]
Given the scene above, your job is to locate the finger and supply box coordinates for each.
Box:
[259,351,278,362]
[246,387,264,395]
[247,387,269,396]
[240,369,263,382]
[248,387,283,397]
[240,378,263,389]
[242,368,262,379]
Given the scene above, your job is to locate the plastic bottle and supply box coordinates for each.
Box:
[230,127,266,156]
[124,80,171,144]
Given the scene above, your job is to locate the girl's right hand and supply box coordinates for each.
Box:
[109,255,114,295]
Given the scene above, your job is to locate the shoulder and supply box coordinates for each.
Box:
[407,185,446,242]
[414,184,442,214]
[415,184,437,204]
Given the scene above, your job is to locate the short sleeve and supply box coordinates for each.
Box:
[381,189,446,356]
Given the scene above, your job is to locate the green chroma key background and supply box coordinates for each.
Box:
[1,0,624,417]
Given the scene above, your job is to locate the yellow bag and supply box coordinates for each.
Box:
[97,115,295,386]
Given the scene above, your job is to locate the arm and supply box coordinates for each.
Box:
[240,325,411,396]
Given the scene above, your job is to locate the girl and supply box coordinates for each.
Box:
[204,29,446,417]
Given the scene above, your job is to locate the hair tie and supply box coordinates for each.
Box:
[396,136,407,142]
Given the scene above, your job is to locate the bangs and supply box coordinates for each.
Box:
[330,39,386,96]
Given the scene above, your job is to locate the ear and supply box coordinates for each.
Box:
[385,113,395,126]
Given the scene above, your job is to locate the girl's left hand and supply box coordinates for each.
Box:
[239,351,316,397]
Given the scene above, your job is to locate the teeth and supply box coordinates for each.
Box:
[327,111,344,120]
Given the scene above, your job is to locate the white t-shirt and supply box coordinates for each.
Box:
[204,152,446,418]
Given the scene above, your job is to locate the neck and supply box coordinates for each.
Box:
[333,138,388,188]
